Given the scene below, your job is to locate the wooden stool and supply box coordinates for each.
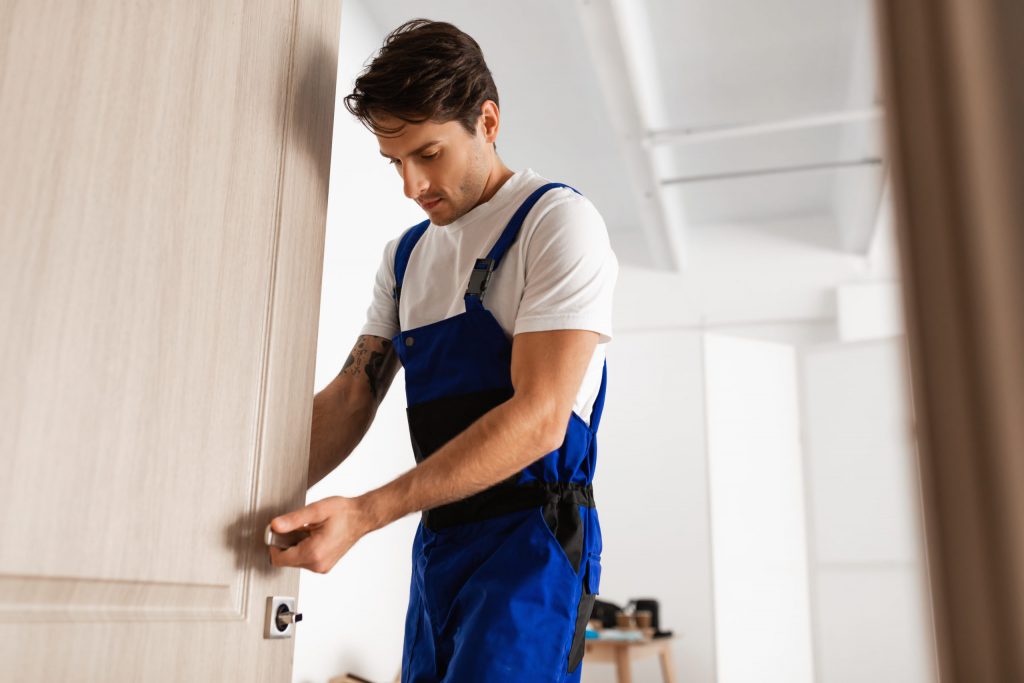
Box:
[583,635,679,683]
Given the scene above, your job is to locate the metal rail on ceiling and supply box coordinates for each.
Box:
[660,157,883,185]
[647,107,884,147]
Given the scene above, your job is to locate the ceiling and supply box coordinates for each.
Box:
[359,0,885,271]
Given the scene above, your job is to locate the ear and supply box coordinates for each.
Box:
[479,99,500,144]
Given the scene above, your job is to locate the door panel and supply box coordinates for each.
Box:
[0,1,340,679]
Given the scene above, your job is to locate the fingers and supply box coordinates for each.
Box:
[269,537,317,570]
[268,532,338,574]
[270,501,327,534]
[267,499,336,572]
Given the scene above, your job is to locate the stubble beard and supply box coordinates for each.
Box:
[437,144,490,227]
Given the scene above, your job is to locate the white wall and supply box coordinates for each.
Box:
[799,339,936,682]
[704,335,815,683]
[692,333,935,683]
[584,330,715,683]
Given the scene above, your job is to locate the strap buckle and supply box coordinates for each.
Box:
[466,258,496,298]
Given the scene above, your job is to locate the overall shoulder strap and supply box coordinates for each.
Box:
[392,219,431,305]
[464,182,582,308]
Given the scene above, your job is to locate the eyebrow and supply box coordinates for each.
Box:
[379,140,442,159]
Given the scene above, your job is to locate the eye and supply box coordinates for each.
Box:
[422,152,438,160]
[388,158,401,166]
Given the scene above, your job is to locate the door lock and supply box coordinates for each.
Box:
[265,596,303,639]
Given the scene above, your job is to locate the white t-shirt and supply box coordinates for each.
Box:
[360,167,618,426]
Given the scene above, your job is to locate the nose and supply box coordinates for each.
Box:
[402,164,428,200]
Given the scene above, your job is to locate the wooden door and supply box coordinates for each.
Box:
[0,1,341,680]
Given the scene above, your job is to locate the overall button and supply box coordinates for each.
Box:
[405,336,415,347]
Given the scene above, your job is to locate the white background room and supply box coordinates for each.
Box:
[294,1,936,682]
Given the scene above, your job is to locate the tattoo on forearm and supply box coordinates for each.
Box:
[337,336,397,403]
[338,338,368,380]
[366,349,388,400]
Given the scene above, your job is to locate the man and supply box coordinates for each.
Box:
[269,18,618,682]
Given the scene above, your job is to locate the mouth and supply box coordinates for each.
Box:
[420,198,442,210]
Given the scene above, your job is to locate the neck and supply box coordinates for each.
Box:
[478,158,516,205]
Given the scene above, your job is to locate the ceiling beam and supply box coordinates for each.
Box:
[574,0,686,271]
[833,0,885,254]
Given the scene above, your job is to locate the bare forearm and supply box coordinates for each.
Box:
[306,388,374,489]
[360,395,561,529]
[306,335,400,490]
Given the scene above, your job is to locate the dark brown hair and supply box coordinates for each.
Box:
[343,19,500,145]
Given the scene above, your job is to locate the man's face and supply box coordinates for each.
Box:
[375,112,491,227]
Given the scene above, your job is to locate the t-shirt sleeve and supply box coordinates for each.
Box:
[359,237,401,340]
[513,194,618,344]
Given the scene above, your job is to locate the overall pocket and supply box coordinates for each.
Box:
[566,553,601,672]
[540,497,585,575]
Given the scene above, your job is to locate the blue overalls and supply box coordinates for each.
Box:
[391,183,607,682]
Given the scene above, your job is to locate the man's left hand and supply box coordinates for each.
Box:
[267,496,377,574]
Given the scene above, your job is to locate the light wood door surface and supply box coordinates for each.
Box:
[0,1,341,680]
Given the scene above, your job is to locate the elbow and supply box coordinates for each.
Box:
[509,393,570,455]
[537,413,570,454]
